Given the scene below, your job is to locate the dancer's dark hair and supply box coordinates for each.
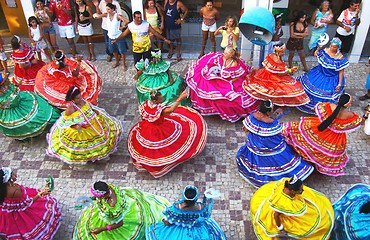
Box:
[0,170,7,204]
[359,201,370,214]
[318,93,351,131]
[284,176,303,191]
[54,50,66,69]
[10,36,21,50]
[183,188,197,208]
[150,90,162,101]
[259,100,273,114]
[93,181,109,193]
[65,86,81,102]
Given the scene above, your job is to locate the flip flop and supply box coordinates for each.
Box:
[112,62,120,68]
[176,55,183,62]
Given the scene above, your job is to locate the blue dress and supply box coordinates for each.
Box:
[296,49,349,114]
[332,184,370,240]
[146,199,226,240]
[235,114,314,188]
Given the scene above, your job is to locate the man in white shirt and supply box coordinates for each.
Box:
[92,0,123,62]
[335,0,361,54]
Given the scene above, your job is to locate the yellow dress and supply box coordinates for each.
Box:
[46,102,123,164]
[250,178,334,239]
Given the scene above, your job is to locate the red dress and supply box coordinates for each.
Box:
[128,101,207,178]
[35,58,102,109]
[243,54,309,106]
[11,47,45,91]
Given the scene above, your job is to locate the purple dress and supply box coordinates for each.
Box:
[185,52,259,122]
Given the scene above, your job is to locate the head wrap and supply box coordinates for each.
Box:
[274,43,286,52]
[286,175,303,191]
[1,167,12,184]
[274,13,283,20]
[14,35,20,43]
[90,184,108,197]
[182,185,199,201]
[55,50,65,61]
[330,37,342,48]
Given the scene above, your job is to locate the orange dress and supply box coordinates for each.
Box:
[243,54,309,106]
[35,58,102,109]
[283,102,362,176]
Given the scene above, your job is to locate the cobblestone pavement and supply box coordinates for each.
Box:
[1,47,370,239]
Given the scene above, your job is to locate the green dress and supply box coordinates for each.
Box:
[0,83,61,139]
[73,185,170,240]
[136,59,191,106]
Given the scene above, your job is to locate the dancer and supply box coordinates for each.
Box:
[250,176,334,239]
[28,16,53,62]
[283,93,362,176]
[236,100,313,188]
[35,50,102,109]
[128,90,207,178]
[243,43,309,106]
[135,49,189,105]
[186,47,259,122]
[10,35,45,91]
[75,0,95,61]
[198,0,220,58]
[47,86,123,165]
[0,167,62,239]
[35,0,58,51]
[332,184,370,240]
[297,37,349,114]
[74,180,170,239]
[0,73,60,140]
[308,0,333,55]
[214,16,240,51]
[146,185,226,240]
[286,11,310,72]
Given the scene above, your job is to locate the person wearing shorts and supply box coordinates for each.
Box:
[48,0,77,57]
[199,0,219,58]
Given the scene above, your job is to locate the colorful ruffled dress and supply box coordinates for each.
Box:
[332,184,370,240]
[250,178,334,240]
[35,58,102,109]
[74,185,170,240]
[0,184,62,239]
[296,49,349,114]
[135,59,190,106]
[128,100,207,178]
[236,114,313,188]
[11,47,45,91]
[243,54,310,106]
[185,52,259,122]
[283,102,362,176]
[46,102,123,164]
[0,83,60,139]
[146,198,226,240]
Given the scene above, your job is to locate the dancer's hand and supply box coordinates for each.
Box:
[335,84,342,92]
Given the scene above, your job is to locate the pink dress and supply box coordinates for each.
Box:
[0,184,62,239]
[185,52,259,122]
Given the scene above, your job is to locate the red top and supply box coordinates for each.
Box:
[49,0,73,26]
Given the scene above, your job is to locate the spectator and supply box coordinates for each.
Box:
[48,0,77,57]
[92,0,122,62]
[0,36,8,75]
[286,11,310,72]
[308,1,333,55]
[94,3,129,70]
[198,0,220,58]
[164,0,188,61]
[28,16,53,62]
[35,0,58,51]
[114,11,170,65]
[359,57,370,100]
[144,0,165,51]
[75,0,95,61]
[266,13,284,54]
[214,16,240,51]
[335,0,361,54]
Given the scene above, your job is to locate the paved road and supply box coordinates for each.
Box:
[1,53,369,239]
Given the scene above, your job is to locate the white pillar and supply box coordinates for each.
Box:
[240,0,274,67]
[20,0,36,22]
[131,0,144,16]
[348,0,370,63]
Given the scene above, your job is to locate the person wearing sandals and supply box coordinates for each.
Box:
[35,0,58,52]
[113,11,170,65]
[75,0,95,61]
[146,185,226,240]
[164,0,188,61]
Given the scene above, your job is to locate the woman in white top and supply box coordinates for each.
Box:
[94,3,129,71]
[28,16,52,62]
[144,0,165,50]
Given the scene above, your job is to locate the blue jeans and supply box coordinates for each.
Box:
[103,29,112,57]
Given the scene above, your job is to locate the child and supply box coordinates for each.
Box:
[267,13,284,54]
[0,36,8,74]
[28,16,52,61]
